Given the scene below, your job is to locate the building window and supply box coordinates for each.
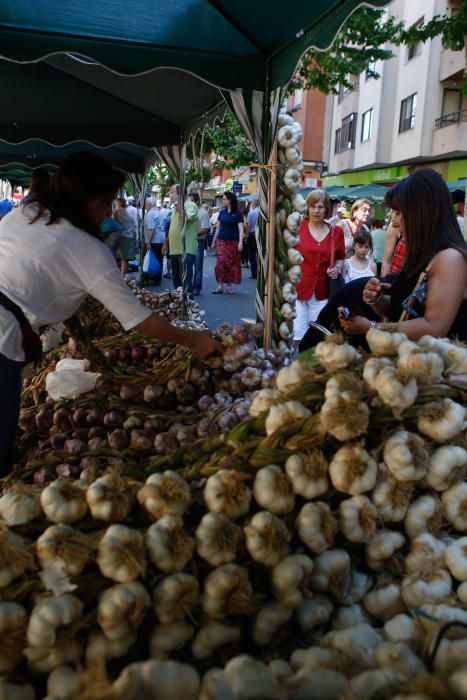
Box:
[365,61,377,80]
[334,128,341,154]
[399,93,417,132]
[340,113,357,151]
[361,108,373,142]
[442,88,462,117]
[406,18,423,61]
[294,89,303,108]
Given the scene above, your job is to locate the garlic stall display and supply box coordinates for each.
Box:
[14,321,287,484]
[0,330,466,699]
[272,113,306,347]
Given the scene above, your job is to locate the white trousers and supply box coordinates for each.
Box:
[293,296,328,340]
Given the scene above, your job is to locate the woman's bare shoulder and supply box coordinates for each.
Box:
[432,247,467,268]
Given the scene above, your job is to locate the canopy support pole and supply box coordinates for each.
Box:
[179,142,189,320]
[263,139,277,350]
[137,174,148,287]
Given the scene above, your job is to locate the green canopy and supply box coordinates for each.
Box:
[339,183,390,202]
[0,0,390,93]
[0,140,156,174]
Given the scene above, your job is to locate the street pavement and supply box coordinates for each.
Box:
[145,252,257,330]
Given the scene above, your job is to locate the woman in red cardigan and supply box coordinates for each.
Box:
[293,189,345,341]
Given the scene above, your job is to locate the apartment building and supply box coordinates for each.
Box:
[285,86,327,188]
[323,0,466,187]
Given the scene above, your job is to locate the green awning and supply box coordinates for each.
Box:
[0,140,156,174]
[0,1,390,92]
[339,183,390,202]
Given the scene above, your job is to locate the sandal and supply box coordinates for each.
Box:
[226,287,234,295]
[211,288,223,294]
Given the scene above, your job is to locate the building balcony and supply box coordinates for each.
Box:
[432,110,467,158]
[439,48,465,83]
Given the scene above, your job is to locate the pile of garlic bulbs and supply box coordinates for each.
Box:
[273,113,307,349]
[1,329,467,700]
[14,322,287,484]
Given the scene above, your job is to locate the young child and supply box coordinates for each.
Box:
[343,230,376,283]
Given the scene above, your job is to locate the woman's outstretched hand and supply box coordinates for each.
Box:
[338,311,371,335]
[189,330,224,359]
[363,277,392,305]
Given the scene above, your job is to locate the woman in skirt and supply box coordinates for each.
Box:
[212,191,243,294]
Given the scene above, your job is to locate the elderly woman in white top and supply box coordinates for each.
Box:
[340,198,371,256]
[0,152,222,475]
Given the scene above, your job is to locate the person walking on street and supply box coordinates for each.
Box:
[211,191,243,295]
[190,192,210,296]
[144,197,165,285]
[162,185,199,294]
[245,198,259,279]
[114,197,137,277]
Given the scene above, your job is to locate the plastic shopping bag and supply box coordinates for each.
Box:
[142,249,161,276]
[46,359,99,400]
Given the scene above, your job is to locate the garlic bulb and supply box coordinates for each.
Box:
[146,514,195,573]
[292,193,307,214]
[253,465,295,515]
[275,360,310,394]
[457,581,467,604]
[287,264,302,284]
[320,394,370,441]
[279,321,294,340]
[362,357,392,393]
[271,554,314,608]
[365,529,406,572]
[442,482,467,531]
[295,502,337,553]
[280,302,297,321]
[350,668,405,699]
[366,328,407,356]
[329,444,378,495]
[282,282,297,303]
[0,679,35,700]
[419,335,467,374]
[192,621,241,659]
[249,388,281,417]
[137,471,191,520]
[244,511,291,566]
[25,594,83,672]
[251,601,293,645]
[202,564,255,618]
[397,350,444,384]
[195,512,243,566]
[375,366,418,417]
[374,640,424,675]
[85,632,134,663]
[285,450,329,499]
[0,487,41,525]
[224,655,285,700]
[204,469,252,520]
[445,537,467,581]
[295,594,333,633]
[282,229,300,248]
[314,339,359,372]
[98,581,150,642]
[40,480,88,524]
[339,496,378,543]
[405,493,444,538]
[310,549,351,598]
[278,124,301,148]
[150,622,193,659]
[112,659,200,700]
[86,472,135,522]
[289,646,343,672]
[383,430,429,482]
[198,669,235,700]
[0,601,28,672]
[338,570,374,606]
[97,524,146,582]
[0,526,34,587]
[283,168,301,193]
[426,445,467,491]
[405,533,446,575]
[417,398,465,442]
[324,371,363,400]
[286,211,301,233]
[36,524,91,577]
[333,604,373,630]
[153,573,199,625]
[401,569,452,607]
[46,665,80,700]
[372,470,413,522]
[383,613,424,645]
[322,623,383,667]
[363,583,405,621]
[265,401,312,436]
[285,667,349,700]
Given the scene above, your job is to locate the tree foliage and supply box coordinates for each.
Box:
[289,4,466,96]
[145,162,176,200]
[203,111,256,169]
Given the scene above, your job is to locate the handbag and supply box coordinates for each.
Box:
[329,225,345,298]
[399,260,434,322]
[142,249,161,276]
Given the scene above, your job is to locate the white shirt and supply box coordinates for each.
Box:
[0,205,151,361]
